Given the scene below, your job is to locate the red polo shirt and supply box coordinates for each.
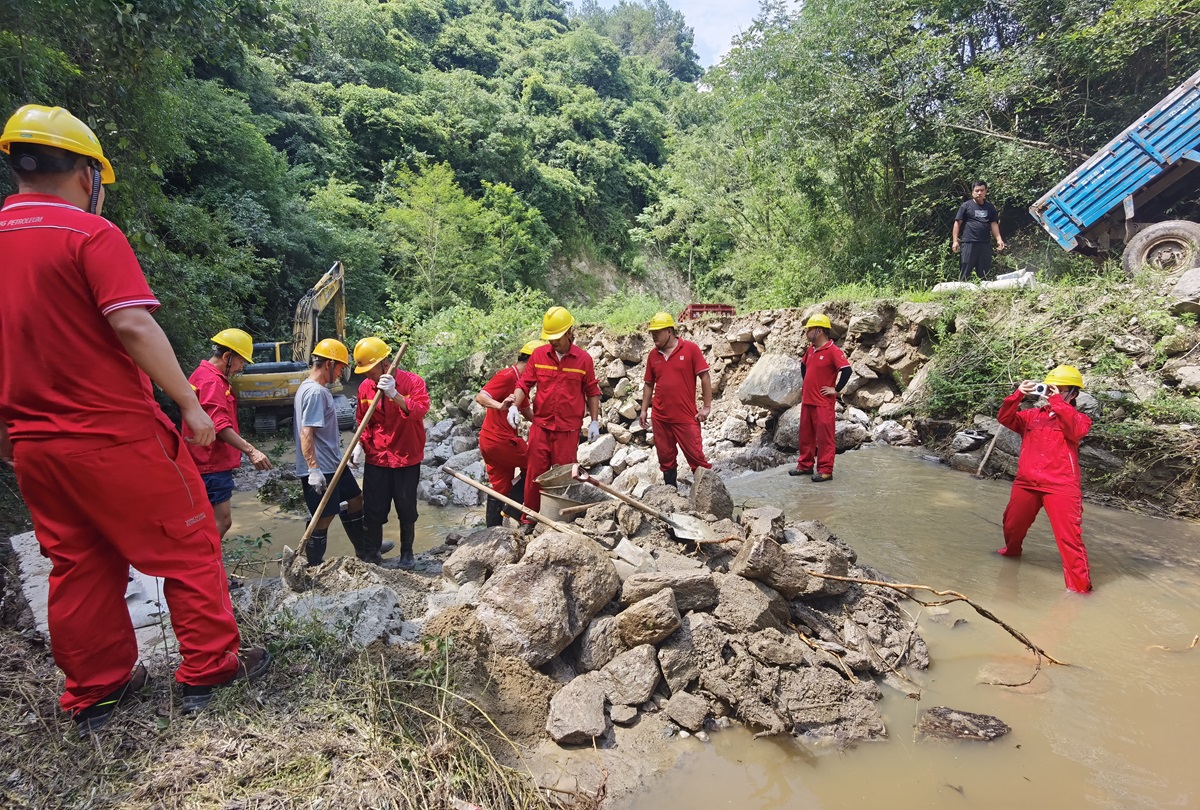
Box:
[480,365,521,441]
[644,338,709,423]
[357,371,430,468]
[184,361,242,473]
[518,343,602,432]
[0,193,172,443]
[800,341,850,408]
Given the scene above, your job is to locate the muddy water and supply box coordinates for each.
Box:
[621,445,1200,809]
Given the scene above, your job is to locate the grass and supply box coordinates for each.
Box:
[0,587,584,810]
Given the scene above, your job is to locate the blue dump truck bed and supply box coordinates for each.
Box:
[1030,69,1200,251]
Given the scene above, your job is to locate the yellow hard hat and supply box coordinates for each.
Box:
[312,338,349,365]
[541,306,575,340]
[1044,365,1084,389]
[1,105,115,184]
[353,336,391,373]
[211,328,254,362]
[647,312,676,331]
[804,314,832,330]
[520,339,547,356]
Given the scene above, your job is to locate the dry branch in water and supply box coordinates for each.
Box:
[1146,635,1199,652]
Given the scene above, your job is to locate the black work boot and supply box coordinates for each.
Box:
[399,521,416,569]
[362,522,385,562]
[663,468,678,486]
[501,475,526,520]
[340,509,368,559]
[485,496,503,527]
[306,530,328,566]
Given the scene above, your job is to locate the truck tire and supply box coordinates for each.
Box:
[1122,220,1200,277]
[334,395,356,431]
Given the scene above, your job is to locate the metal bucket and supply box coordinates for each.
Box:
[540,491,585,521]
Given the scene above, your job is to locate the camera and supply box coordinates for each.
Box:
[1031,383,1048,397]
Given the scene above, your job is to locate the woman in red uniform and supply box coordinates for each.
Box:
[475,340,545,526]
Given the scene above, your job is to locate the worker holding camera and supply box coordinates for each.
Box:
[995,365,1093,593]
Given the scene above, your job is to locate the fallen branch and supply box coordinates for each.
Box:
[803,570,1068,669]
[1146,635,1199,652]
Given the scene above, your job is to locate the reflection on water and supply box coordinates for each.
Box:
[621,445,1200,810]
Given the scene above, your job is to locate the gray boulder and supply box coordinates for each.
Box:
[578,433,617,466]
[916,706,1011,741]
[476,531,620,666]
[281,585,403,648]
[663,692,710,732]
[1170,266,1200,315]
[621,570,718,613]
[773,404,802,450]
[546,673,609,744]
[690,466,734,520]
[740,505,784,540]
[614,587,682,647]
[730,536,810,598]
[574,615,623,672]
[599,644,661,706]
[874,420,918,446]
[784,539,851,599]
[835,421,869,451]
[713,574,789,634]
[442,527,525,586]
[736,353,806,412]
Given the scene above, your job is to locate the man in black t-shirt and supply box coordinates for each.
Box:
[952,181,1005,281]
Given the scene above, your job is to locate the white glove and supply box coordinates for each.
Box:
[351,444,365,467]
[588,420,600,442]
[307,468,327,493]
[507,405,521,428]
[377,373,398,398]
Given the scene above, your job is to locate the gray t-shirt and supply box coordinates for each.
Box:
[293,378,341,475]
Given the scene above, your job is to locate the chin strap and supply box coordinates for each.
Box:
[88,166,101,214]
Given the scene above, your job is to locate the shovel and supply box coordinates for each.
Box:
[287,343,408,584]
[572,468,719,543]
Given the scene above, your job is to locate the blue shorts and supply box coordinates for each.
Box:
[201,471,236,506]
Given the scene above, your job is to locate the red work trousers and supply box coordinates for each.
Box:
[1000,483,1092,593]
[796,404,837,476]
[522,424,579,520]
[652,417,711,473]
[13,421,242,713]
[479,431,528,497]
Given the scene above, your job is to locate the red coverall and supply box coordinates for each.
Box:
[796,342,850,476]
[184,361,242,473]
[644,338,711,473]
[997,389,1093,593]
[0,193,242,713]
[478,366,528,496]
[517,343,601,517]
[356,372,430,468]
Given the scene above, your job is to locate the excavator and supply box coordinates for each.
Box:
[232,261,357,434]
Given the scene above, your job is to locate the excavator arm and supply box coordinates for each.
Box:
[291,261,346,363]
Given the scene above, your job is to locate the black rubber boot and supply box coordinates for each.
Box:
[340,509,368,559]
[399,521,416,569]
[306,530,328,566]
[485,496,503,527]
[362,522,385,562]
[501,475,526,519]
[663,468,678,486]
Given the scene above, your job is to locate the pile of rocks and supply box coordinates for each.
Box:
[416,307,931,507]
[436,475,929,747]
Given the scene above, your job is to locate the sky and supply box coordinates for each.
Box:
[591,0,764,67]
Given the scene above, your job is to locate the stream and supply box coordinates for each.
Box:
[619,445,1200,809]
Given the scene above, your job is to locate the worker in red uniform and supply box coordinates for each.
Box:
[996,365,1093,593]
[184,329,272,539]
[511,307,602,525]
[475,340,546,526]
[0,105,268,734]
[639,312,712,486]
[790,314,851,482]
[351,337,430,568]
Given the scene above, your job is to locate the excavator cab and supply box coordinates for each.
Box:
[232,262,356,434]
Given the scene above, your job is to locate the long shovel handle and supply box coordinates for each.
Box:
[974,434,999,478]
[299,343,408,546]
[441,467,582,537]
[574,472,672,523]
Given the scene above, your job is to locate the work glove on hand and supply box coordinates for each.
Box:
[307,468,327,493]
[588,420,600,442]
[378,374,398,399]
[507,404,521,428]
[351,444,365,468]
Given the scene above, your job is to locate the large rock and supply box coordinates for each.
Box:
[546,673,609,744]
[713,574,789,634]
[477,531,620,665]
[574,615,623,672]
[281,585,404,648]
[442,527,525,586]
[663,692,710,732]
[444,447,483,471]
[835,421,869,451]
[719,416,751,444]
[603,332,651,363]
[873,420,918,446]
[450,461,487,506]
[740,506,784,540]
[736,353,806,412]
[730,536,810,598]
[916,707,1011,741]
[614,587,681,647]
[690,466,734,520]
[773,404,802,450]
[1170,266,1200,315]
[578,433,617,466]
[847,312,883,334]
[620,570,718,612]
[599,644,661,706]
